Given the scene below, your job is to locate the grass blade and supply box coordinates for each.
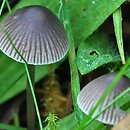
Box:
[59,0,82,121]
[113,7,125,64]
[4,30,43,130]
[0,123,26,130]
[5,0,12,13]
[0,0,6,15]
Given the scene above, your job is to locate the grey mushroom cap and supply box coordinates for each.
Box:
[0,5,68,65]
[77,72,130,125]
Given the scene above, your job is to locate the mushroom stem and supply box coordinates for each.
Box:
[26,65,35,130]
[49,64,55,81]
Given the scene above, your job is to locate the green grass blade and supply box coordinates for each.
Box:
[13,113,20,127]
[113,7,125,64]
[4,30,27,63]
[5,0,12,13]
[59,0,82,121]
[4,30,43,130]
[0,123,26,130]
[0,0,6,15]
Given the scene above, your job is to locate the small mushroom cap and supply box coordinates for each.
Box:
[77,72,130,125]
[0,5,68,65]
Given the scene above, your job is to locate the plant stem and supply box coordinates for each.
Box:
[27,65,35,130]
[5,30,43,130]
[13,113,20,127]
[0,0,6,15]
[5,0,11,13]
[49,64,55,81]
[59,0,82,121]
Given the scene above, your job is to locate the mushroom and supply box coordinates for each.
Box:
[0,5,68,130]
[77,72,130,125]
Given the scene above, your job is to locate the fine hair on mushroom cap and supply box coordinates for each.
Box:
[0,5,68,65]
[77,72,130,125]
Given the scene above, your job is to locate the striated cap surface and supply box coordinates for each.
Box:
[0,5,68,65]
[77,72,130,125]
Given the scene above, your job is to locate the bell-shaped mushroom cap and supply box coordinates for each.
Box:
[77,72,130,125]
[0,5,68,65]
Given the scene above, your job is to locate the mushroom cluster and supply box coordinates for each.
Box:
[77,72,130,125]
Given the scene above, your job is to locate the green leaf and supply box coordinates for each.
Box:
[117,93,130,112]
[55,113,106,130]
[77,32,120,74]
[68,0,125,45]
[0,51,53,104]
[0,123,26,130]
[13,0,59,13]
